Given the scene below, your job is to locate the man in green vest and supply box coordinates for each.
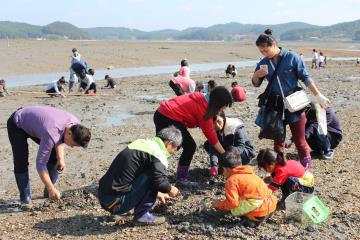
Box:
[98,126,181,225]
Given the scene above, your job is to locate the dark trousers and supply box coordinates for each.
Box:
[281,177,314,201]
[307,131,341,153]
[80,82,97,94]
[98,175,156,215]
[169,80,184,96]
[153,111,196,166]
[7,113,58,180]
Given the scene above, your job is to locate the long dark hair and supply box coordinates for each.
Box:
[257,148,286,169]
[256,29,277,47]
[204,86,232,120]
[213,111,226,131]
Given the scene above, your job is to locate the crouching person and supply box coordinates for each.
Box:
[211,147,277,228]
[98,126,182,225]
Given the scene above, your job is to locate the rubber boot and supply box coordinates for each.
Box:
[134,191,165,225]
[14,172,31,205]
[176,165,197,186]
[43,166,59,198]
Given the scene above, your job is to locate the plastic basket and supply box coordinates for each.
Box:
[285,192,313,223]
[302,196,330,224]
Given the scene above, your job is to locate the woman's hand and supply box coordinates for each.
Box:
[157,192,173,204]
[315,93,330,107]
[255,68,268,78]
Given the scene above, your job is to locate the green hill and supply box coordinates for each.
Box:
[0,21,89,39]
[42,21,89,39]
[1,20,360,41]
[280,19,360,40]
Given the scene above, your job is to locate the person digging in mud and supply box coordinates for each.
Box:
[169,59,195,96]
[153,86,233,186]
[46,76,66,97]
[0,79,9,97]
[207,80,217,94]
[204,112,256,176]
[98,126,181,225]
[231,81,247,102]
[225,64,237,78]
[7,106,91,207]
[78,69,97,95]
[256,148,314,208]
[211,147,277,228]
[104,75,116,89]
[285,104,342,160]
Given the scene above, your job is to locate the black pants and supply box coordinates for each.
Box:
[46,86,63,96]
[80,82,97,94]
[7,113,57,177]
[153,111,196,166]
[169,80,184,96]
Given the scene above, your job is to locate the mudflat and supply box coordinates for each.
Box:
[0,41,360,239]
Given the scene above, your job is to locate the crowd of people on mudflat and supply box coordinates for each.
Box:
[5,29,344,228]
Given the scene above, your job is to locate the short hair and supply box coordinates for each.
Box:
[87,68,95,76]
[70,124,91,148]
[157,125,182,148]
[58,76,66,84]
[231,81,238,87]
[105,75,110,79]
[219,147,242,168]
[181,59,188,67]
[207,80,217,89]
[72,48,77,53]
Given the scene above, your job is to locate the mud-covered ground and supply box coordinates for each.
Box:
[0,60,360,239]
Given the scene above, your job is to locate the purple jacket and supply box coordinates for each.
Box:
[14,106,79,172]
[305,107,342,139]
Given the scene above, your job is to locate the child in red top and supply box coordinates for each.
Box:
[154,86,233,185]
[231,82,246,102]
[257,148,314,203]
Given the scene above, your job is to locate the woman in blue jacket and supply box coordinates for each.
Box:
[251,29,330,168]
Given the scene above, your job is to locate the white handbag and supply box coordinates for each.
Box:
[269,61,311,113]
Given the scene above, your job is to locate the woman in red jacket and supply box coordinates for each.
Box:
[153,86,233,185]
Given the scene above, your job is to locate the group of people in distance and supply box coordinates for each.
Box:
[6,29,343,228]
[312,49,326,69]
[169,59,247,102]
[45,48,117,97]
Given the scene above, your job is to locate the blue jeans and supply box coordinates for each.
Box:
[98,175,154,215]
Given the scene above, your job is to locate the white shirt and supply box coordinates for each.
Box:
[318,55,325,63]
[47,81,60,93]
[71,52,81,65]
[81,74,94,91]
[312,52,318,60]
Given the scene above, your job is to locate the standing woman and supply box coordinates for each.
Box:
[251,29,330,168]
[154,86,233,185]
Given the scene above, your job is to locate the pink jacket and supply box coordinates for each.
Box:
[179,66,190,78]
[171,76,195,93]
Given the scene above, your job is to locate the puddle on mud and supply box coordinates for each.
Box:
[99,112,133,127]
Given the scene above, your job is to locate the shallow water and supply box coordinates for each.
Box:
[99,112,133,127]
[5,57,358,88]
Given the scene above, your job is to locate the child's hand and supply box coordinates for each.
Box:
[211,200,220,208]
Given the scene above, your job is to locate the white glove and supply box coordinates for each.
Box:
[315,93,330,105]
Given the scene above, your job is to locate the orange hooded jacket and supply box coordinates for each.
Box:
[217,166,277,220]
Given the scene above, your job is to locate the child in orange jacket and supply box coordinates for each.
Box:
[211,147,277,227]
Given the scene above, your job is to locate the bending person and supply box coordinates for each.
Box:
[251,29,330,168]
[7,106,91,206]
[46,76,66,97]
[204,112,256,175]
[153,86,233,185]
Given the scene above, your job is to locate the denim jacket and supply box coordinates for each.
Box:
[255,48,313,123]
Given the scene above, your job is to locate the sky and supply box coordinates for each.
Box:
[1,0,360,30]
